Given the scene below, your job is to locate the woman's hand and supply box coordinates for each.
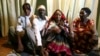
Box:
[84,30,92,34]
[52,26,61,33]
[78,28,84,32]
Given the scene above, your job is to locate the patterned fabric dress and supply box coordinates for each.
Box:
[45,21,72,56]
[73,18,97,53]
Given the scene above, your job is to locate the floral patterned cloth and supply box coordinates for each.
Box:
[45,21,72,56]
[73,18,96,53]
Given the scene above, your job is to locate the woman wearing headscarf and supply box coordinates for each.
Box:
[72,7,97,54]
[44,9,72,56]
[16,3,36,55]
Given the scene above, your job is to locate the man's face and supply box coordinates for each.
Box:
[38,9,46,16]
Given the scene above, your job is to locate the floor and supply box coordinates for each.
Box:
[0,37,34,56]
[0,37,13,56]
[0,37,100,56]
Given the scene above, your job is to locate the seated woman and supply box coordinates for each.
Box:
[72,7,98,54]
[44,9,72,56]
[16,3,36,55]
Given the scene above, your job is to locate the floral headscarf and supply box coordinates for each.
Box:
[47,9,67,28]
[50,9,66,21]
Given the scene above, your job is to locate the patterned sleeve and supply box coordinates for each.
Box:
[89,19,94,26]
[73,18,79,32]
[73,20,76,28]
[88,19,95,33]
[47,22,57,29]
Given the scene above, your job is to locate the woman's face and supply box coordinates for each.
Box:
[55,11,62,21]
[79,10,87,19]
[24,9,31,16]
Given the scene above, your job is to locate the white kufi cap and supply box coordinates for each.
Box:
[37,5,46,10]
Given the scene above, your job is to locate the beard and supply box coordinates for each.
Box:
[39,15,46,20]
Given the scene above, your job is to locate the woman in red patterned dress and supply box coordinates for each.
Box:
[72,7,97,54]
[44,9,72,56]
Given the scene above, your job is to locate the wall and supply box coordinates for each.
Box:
[97,0,100,37]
